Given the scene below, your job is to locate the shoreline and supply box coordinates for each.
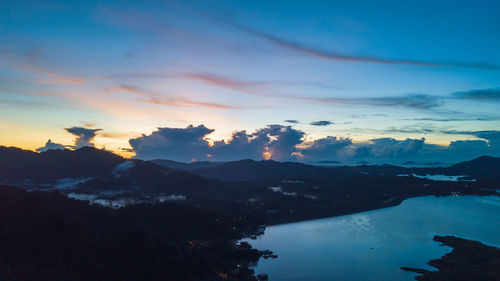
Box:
[257,191,499,228]
[243,193,499,281]
[401,235,500,281]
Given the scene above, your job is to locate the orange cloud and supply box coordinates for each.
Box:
[40,73,86,85]
[107,84,241,109]
[184,73,270,96]
[141,97,239,109]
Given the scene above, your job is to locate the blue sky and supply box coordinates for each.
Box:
[1,0,499,163]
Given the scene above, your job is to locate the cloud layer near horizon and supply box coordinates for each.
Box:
[129,125,500,164]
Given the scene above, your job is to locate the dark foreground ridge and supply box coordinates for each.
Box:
[0,186,266,281]
[401,236,500,281]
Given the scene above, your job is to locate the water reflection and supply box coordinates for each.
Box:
[244,195,500,281]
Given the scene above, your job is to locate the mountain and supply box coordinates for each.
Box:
[150,159,224,172]
[408,155,500,185]
[447,155,500,176]
[0,146,124,182]
[152,156,500,185]
[0,146,497,233]
[153,158,408,183]
[1,148,498,281]
[0,146,255,203]
[76,159,228,197]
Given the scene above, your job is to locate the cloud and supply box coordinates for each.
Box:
[445,130,500,149]
[219,20,500,70]
[384,126,436,134]
[104,79,497,113]
[39,73,86,85]
[129,125,500,164]
[253,125,305,160]
[474,131,500,147]
[183,73,443,110]
[411,117,499,122]
[36,139,66,152]
[452,88,500,100]
[211,125,305,161]
[129,125,214,162]
[183,72,339,95]
[298,133,500,164]
[308,94,442,110]
[65,127,102,148]
[183,73,270,95]
[284,120,299,124]
[310,120,333,126]
[301,87,500,111]
[360,138,426,159]
[297,137,353,161]
[0,47,88,85]
[107,84,242,109]
[130,124,304,161]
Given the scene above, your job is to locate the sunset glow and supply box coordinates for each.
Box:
[1,0,499,164]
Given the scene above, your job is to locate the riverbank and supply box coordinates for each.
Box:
[243,195,500,281]
[262,189,499,227]
[402,235,500,281]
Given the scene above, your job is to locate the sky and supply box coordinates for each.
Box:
[1,0,499,164]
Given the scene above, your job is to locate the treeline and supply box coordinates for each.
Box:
[0,186,263,281]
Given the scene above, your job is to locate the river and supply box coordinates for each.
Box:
[243,195,500,281]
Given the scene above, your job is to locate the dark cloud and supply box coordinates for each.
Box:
[304,94,442,110]
[284,120,299,124]
[445,131,500,151]
[363,95,442,110]
[360,138,426,159]
[65,127,101,148]
[297,137,353,161]
[384,126,436,134]
[296,132,500,164]
[129,125,500,164]
[212,125,304,161]
[474,131,500,146]
[412,117,483,122]
[219,20,500,70]
[452,88,500,100]
[36,139,66,152]
[310,120,333,126]
[257,125,305,160]
[129,125,213,162]
[130,124,304,162]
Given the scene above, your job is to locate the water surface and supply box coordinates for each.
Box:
[244,195,500,281]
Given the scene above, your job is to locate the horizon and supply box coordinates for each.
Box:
[1,0,499,164]
[2,143,498,167]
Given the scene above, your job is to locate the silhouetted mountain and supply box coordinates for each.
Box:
[152,155,500,186]
[0,146,124,182]
[409,155,500,185]
[150,159,224,172]
[154,158,408,183]
[316,160,341,164]
[76,159,230,198]
[447,155,500,176]
[0,146,257,202]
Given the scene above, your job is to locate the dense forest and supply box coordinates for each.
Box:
[0,186,264,281]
